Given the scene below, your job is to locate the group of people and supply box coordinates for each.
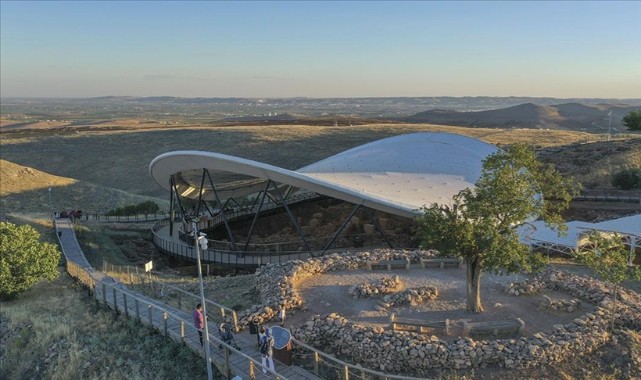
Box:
[193,303,287,375]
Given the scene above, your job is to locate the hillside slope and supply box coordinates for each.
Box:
[404,103,640,132]
[0,159,167,216]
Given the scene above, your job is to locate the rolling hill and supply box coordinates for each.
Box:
[403,102,641,133]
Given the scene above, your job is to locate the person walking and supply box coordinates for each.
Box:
[278,305,286,327]
[259,326,275,374]
[193,303,204,345]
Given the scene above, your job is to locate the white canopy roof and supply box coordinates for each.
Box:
[149,132,499,218]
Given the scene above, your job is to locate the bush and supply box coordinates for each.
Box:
[107,201,160,216]
[0,222,60,300]
[612,168,641,190]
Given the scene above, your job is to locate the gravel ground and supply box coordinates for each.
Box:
[289,265,592,337]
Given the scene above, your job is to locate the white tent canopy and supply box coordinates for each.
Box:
[149,132,500,218]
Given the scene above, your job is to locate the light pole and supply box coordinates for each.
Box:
[48,186,53,219]
[192,220,214,380]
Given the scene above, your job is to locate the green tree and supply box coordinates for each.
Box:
[622,109,641,131]
[0,222,60,300]
[417,144,579,312]
[575,231,641,331]
[611,168,641,190]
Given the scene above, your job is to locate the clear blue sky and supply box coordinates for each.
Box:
[1,1,640,98]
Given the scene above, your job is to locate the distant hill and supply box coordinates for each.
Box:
[403,103,641,133]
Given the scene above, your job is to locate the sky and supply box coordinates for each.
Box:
[1,1,640,99]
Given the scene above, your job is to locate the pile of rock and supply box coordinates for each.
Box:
[538,295,581,312]
[380,286,439,308]
[293,268,641,373]
[348,276,402,298]
[505,279,545,296]
[236,249,437,329]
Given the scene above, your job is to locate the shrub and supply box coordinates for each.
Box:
[0,222,60,300]
[107,201,160,216]
[611,168,641,190]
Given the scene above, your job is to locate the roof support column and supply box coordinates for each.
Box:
[270,181,310,251]
[169,177,175,237]
[170,175,191,239]
[195,169,207,216]
[204,169,238,250]
[243,180,272,251]
[323,203,362,253]
[370,210,395,249]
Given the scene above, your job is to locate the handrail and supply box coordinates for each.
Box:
[57,219,290,380]
[291,338,432,380]
[101,259,239,331]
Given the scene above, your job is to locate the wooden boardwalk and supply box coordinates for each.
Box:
[55,218,321,380]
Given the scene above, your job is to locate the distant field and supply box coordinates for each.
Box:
[1,122,638,215]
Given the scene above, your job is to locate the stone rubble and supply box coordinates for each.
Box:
[291,268,641,373]
[505,279,545,296]
[234,248,641,374]
[236,249,436,329]
[538,295,581,313]
[348,276,402,298]
[379,286,439,308]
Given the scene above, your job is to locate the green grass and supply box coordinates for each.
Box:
[0,270,207,380]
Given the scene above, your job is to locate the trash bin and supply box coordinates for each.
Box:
[273,340,293,366]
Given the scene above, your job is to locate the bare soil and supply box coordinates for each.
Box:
[289,266,589,337]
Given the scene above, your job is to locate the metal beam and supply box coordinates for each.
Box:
[370,210,395,249]
[169,177,175,236]
[195,169,207,216]
[323,203,362,253]
[243,181,272,251]
[204,169,238,250]
[271,181,310,251]
[170,175,191,241]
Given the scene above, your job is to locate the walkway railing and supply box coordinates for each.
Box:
[56,219,291,380]
[101,260,239,331]
[292,339,432,380]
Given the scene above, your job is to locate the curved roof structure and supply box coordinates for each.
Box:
[149,132,499,218]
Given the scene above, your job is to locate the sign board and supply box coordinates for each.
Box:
[145,260,153,273]
[270,325,291,349]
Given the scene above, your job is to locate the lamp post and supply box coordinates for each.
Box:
[48,186,53,220]
[192,220,214,380]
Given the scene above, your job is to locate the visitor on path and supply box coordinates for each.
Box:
[278,304,286,327]
[259,326,275,374]
[193,303,204,345]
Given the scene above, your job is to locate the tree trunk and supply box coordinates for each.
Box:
[466,257,484,313]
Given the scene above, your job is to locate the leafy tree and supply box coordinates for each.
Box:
[622,109,641,131]
[417,144,579,312]
[0,222,60,300]
[575,231,641,331]
[611,168,641,190]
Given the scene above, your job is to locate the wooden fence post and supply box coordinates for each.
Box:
[112,287,118,314]
[135,299,140,322]
[232,311,239,332]
[123,292,128,318]
[148,304,153,329]
[249,361,255,380]
[225,347,232,379]
[344,365,349,380]
[163,312,168,337]
[314,352,320,375]
[180,321,185,345]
